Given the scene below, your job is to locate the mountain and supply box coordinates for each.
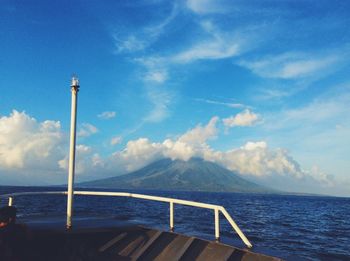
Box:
[79,158,273,193]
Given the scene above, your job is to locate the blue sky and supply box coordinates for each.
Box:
[0,0,349,196]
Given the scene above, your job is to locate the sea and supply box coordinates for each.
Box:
[1,186,349,261]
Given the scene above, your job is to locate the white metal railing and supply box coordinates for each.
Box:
[1,190,253,248]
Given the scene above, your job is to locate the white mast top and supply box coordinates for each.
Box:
[71,76,79,88]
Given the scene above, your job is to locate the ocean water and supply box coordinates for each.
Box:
[1,186,349,261]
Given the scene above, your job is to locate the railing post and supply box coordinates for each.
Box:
[215,208,220,241]
[8,197,13,206]
[220,208,253,248]
[170,201,174,232]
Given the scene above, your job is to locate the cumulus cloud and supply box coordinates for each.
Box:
[109,126,332,188]
[0,111,337,192]
[77,123,98,138]
[109,117,335,191]
[223,109,259,127]
[58,144,106,177]
[104,117,302,181]
[214,141,304,179]
[0,111,110,184]
[0,110,64,170]
[98,111,116,120]
[112,138,163,172]
[179,116,218,145]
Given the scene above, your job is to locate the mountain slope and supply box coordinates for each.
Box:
[80,158,273,193]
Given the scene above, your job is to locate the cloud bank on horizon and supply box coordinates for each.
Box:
[0,0,350,195]
[0,110,345,195]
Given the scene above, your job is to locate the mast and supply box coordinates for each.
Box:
[66,76,79,229]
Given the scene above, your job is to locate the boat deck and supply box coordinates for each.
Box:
[10,224,282,260]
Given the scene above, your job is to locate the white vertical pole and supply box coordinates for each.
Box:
[66,76,79,229]
[215,208,220,241]
[8,197,13,206]
[170,201,174,231]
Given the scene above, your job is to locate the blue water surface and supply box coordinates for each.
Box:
[1,186,349,261]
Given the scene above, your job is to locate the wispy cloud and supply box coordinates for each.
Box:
[186,0,228,14]
[195,98,245,108]
[172,20,241,63]
[260,83,350,164]
[131,56,174,124]
[144,70,168,84]
[77,123,98,138]
[114,35,146,53]
[173,41,239,63]
[265,85,350,131]
[113,3,178,53]
[239,52,341,79]
[143,87,172,123]
[134,20,248,85]
[98,111,116,120]
[110,136,122,146]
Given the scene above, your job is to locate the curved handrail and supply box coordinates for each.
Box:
[1,190,253,248]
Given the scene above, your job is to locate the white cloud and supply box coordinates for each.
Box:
[110,116,337,192]
[135,20,244,80]
[98,111,116,120]
[260,85,350,188]
[104,117,333,190]
[186,0,227,14]
[104,117,307,182]
[110,136,122,146]
[143,87,172,123]
[144,70,168,84]
[195,98,246,108]
[215,141,304,179]
[0,111,341,194]
[162,139,195,161]
[265,87,350,131]
[223,109,259,127]
[173,39,239,63]
[135,56,170,84]
[114,35,146,53]
[132,56,173,123]
[307,166,335,187]
[58,144,107,178]
[77,123,98,138]
[108,117,219,169]
[240,52,340,79]
[112,138,163,172]
[179,116,218,145]
[113,3,178,53]
[0,110,64,170]
[170,20,257,64]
